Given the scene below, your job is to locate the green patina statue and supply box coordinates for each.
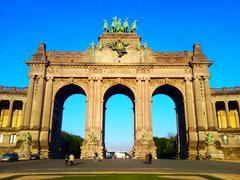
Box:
[107,39,129,57]
[98,42,103,51]
[111,16,118,33]
[141,132,148,144]
[104,16,137,33]
[205,133,215,145]
[89,132,97,143]
[90,41,95,50]
[23,132,32,144]
[123,18,129,33]
[103,20,110,32]
[129,20,137,33]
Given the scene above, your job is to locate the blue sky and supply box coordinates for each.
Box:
[1,0,239,151]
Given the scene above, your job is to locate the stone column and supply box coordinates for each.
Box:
[193,76,205,130]
[0,102,3,127]
[136,78,142,131]
[41,77,54,130]
[225,101,231,128]
[7,100,14,127]
[86,78,94,130]
[20,101,26,127]
[141,79,145,129]
[204,77,215,130]
[211,101,218,128]
[237,100,240,128]
[175,107,180,159]
[39,77,53,158]
[220,109,225,128]
[185,78,196,130]
[23,75,35,128]
[145,78,151,130]
[95,78,102,129]
[31,76,45,129]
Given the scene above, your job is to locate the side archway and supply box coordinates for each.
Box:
[50,83,86,158]
[152,84,187,159]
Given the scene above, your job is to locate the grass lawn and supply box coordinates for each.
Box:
[52,175,177,180]
[51,174,223,180]
[3,174,223,180]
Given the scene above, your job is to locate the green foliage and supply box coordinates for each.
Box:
[61,131,83,158]
[153,136,177,159]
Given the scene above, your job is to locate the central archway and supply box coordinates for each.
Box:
[51,83,86,158]
[102,84,135,158]
[152,84,187,159]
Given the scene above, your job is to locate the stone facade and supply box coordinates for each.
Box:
[0,32,239,160]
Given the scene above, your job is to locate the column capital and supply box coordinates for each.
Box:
[224,100,229,105]
[136,77,143,81]
[95,76,102,81]
[28,74,36,79]
[46,76,54,81]
[184,77,192,81]
[88,77,94,81]
[144,77,150,81]
[202,75,210,80]
[192,76,201,80]
[37,74,44,79]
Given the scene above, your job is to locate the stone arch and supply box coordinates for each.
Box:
[102,79,136,100]
[152,84,187,159]
[53,80,89,100]
[102,83,136,157]
[50,83,87,158]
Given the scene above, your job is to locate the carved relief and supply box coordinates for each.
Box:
[150,78,185,97]
[52,78,89,98]
[89,66,102,74]
[102,68,136,74]
[102,78,136,97]
[47,65,89,76]
[137,66,150,73]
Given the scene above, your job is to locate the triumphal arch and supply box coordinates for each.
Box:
[0,18,240,160]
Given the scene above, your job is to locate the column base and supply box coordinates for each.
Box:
[80,140,103,159]
[206,144,225,160]
[40,147,50,159]
[133,140,156,159]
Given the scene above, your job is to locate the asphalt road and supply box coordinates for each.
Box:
[0,159,240,174]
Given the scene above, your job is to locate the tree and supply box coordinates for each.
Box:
[61,131,84,158]
[153,136,177,159]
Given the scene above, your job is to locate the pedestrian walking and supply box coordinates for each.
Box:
[94,152,98,162]
[148,152,152,164]
[145,153,149,164]
[69,154,74,166]
[64,155,69,165]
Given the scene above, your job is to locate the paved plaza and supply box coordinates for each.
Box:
[0,159,240,179]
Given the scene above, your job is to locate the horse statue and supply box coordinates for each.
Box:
[116,18,123,33]
[123,18,129,33]
[103,20,110,32]
[130,20,137,33]
[111,16,118,33]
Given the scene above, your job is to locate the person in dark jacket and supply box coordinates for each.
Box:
[64,155,69,165]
